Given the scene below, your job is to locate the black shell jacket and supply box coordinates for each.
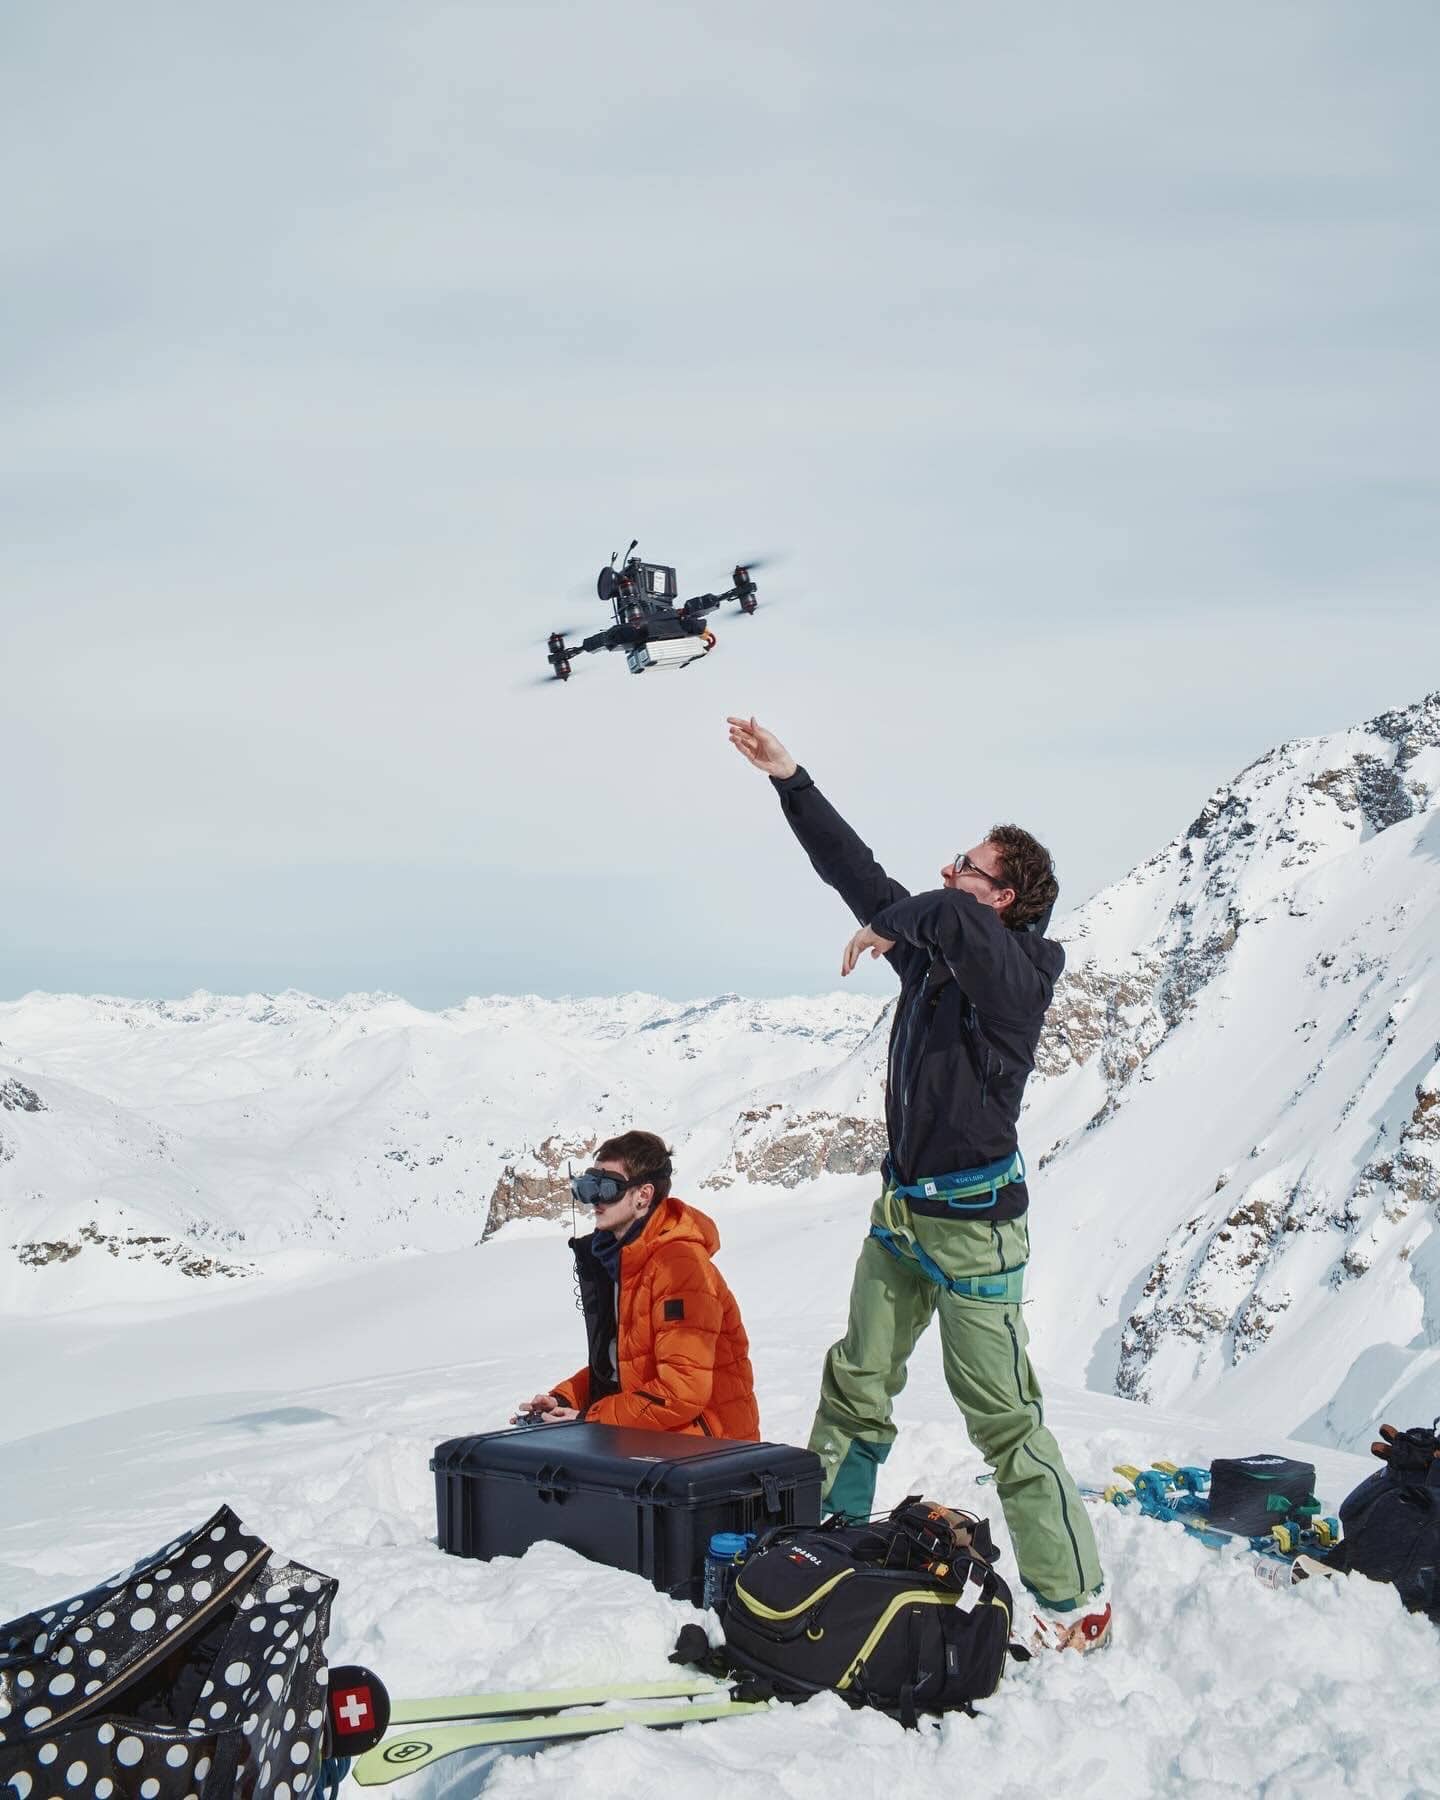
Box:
[772,766,1063,1218]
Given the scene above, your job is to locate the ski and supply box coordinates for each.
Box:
[387,1674,725,1727]
[351,1696,771,1786]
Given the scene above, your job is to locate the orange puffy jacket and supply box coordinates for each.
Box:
[551,1195,759,1441]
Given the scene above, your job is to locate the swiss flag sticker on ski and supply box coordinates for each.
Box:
[327,1663,391,1755]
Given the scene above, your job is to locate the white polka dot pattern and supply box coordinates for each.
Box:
[0,1511,337,1800]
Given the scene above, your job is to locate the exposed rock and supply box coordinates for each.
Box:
[12,1223,252,1280]
[0,1078,45,1113]
[1118,1188,1308,1397]
[483,1133,596,1239]
[703,1108,888,1190]
[1390,1069,1440,1215]
[1232,1288,1292,1360]
[1034,964,1163,1085]
[1307,757,1415,835]
[1369,692,1440,769]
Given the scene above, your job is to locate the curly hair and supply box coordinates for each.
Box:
[986,823,1059,932]
[593,1129,674,1200]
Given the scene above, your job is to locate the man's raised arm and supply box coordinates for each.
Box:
[726,716,912,937]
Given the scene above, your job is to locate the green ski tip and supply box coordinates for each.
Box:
[352,1698,772,1787]
[388,1675,724,1726]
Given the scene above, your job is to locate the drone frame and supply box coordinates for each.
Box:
[546,551,759,681]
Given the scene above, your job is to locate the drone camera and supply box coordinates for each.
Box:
[636,562,677,602]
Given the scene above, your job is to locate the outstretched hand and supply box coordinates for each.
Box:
[841,925,896,976]
[726,715,797,780]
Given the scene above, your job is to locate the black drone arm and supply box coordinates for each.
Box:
[680,590,725,619]
[680,572,758,619]
[547,620,642,679]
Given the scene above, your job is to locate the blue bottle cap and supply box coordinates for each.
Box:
[708,1532,750,1557]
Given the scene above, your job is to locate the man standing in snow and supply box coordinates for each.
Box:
[517,1130,760,1441]
[727,717,1107,1643]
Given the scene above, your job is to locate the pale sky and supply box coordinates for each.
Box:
[4,2,1438,1005]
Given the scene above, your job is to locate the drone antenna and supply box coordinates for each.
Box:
[623,537,638,562]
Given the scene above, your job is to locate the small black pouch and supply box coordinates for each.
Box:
[1207,1455,1317,1535]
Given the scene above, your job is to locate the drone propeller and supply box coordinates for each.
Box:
[518,671,570,690]
[732,552,783,574]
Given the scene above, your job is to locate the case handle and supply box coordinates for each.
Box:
[535,1462,575,1504]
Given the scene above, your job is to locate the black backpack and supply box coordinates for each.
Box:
[716,1498,1015,1722]
[1324,1420,1440,1622]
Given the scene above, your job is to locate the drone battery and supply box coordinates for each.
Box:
[626,637,710,674]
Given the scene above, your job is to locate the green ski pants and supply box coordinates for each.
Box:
[807,1187,1103,1609]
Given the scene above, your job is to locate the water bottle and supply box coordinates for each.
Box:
[702,1532,753,1611]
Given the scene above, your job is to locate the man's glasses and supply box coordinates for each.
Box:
[952,852,1007,888]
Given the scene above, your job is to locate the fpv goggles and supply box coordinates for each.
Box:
[569,1161,671,1207]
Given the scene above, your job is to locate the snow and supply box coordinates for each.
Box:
[4,1176,1438,1799]
[8,705,1439,1449]
[5,696,1440,1795]
[0,988,885,1306]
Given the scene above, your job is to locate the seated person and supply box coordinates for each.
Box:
[516,1130,760,1440]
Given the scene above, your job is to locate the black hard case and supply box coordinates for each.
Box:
[432,1423,823,1603]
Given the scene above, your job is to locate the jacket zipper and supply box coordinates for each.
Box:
[896,975,940,1172]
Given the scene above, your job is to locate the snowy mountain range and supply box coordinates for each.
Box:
[3,692,1438,1453]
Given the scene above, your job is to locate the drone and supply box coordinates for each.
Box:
[544,541,766,681]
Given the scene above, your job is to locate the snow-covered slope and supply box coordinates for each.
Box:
[0,991,881,1309]
[3,695,1438,1452]
[1,1183,1435,1800]
[1026,691,1440,1450]
[4,699,1440,1797]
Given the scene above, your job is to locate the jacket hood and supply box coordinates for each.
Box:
[1016,923,1065,982]
[620,1195,719,1267]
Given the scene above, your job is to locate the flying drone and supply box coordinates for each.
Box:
[544,541,766,681]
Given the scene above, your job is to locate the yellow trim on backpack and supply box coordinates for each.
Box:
[732,1567,855,1623]
[836,1590,956,1689]
[835,1590,1012,1692]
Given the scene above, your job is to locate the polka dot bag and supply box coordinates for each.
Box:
[0,1504,338,1800]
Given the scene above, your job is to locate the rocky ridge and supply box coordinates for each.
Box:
[1022,691,1440,1439]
